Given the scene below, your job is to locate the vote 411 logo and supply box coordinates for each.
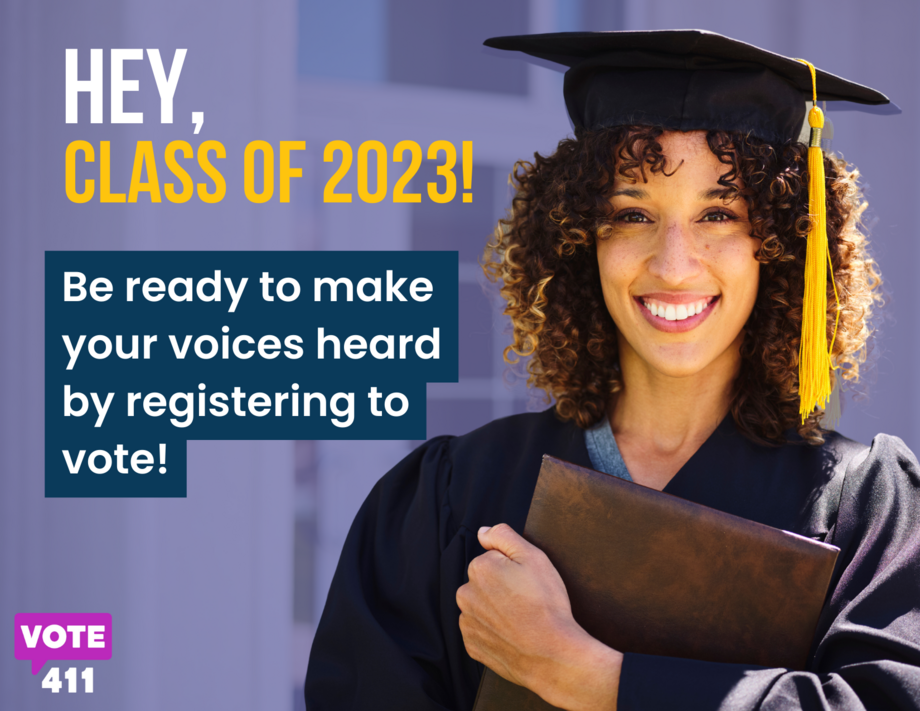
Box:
[14,613,112,693]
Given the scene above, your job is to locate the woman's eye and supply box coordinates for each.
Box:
[702,210,735,223]
[616,211,649,224]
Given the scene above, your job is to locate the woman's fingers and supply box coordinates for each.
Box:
[477,522,535,560]
[457,526,582,691]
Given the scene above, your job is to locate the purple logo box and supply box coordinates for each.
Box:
[14,613,112,674]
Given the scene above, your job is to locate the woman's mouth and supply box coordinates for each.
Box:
[635,295,720,333]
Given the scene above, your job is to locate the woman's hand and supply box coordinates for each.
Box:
[456,523,623,711]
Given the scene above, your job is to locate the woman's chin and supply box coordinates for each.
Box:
[638,346,726,380]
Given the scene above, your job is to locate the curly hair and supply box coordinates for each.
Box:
[482,126,883,445]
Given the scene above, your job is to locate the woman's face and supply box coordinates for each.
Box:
[597,130,761,380]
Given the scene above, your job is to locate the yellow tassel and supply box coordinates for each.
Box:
[796,59,840,423]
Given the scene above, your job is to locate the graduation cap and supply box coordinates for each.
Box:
[484,30,897,423]
[484,30,895,141]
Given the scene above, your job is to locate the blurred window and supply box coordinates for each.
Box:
[299,0,530,94]
[298,0,387,81]
[387,0,529,94]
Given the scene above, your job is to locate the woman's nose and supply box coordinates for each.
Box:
[647,221,703,285]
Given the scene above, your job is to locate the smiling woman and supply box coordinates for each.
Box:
[604,132,760,348]
[305,30,920,711]
[488,124,879,448]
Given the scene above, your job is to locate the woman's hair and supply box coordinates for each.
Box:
[482,126,883,445]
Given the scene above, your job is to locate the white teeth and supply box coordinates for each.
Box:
[643,297,713,321]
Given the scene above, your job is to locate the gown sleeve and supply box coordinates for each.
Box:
[304,436,481,711]
[617,433,920,711]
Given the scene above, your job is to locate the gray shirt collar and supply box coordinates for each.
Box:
[584,416,633,482]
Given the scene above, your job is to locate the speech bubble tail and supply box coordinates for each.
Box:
[31,658,48,675]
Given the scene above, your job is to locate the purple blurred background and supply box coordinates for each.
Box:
[2,1,918,709]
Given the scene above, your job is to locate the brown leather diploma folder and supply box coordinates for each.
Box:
[472,456,840,711]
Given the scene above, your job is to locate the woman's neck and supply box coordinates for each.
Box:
[607,335,741,490]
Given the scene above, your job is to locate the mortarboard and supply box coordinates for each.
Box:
[484,30,897,422]
[484,30,895,142]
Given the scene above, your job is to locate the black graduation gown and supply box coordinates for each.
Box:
[304,409,920,710]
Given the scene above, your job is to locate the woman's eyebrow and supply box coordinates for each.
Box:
[611,187,648,199]
[699,187,738,201]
